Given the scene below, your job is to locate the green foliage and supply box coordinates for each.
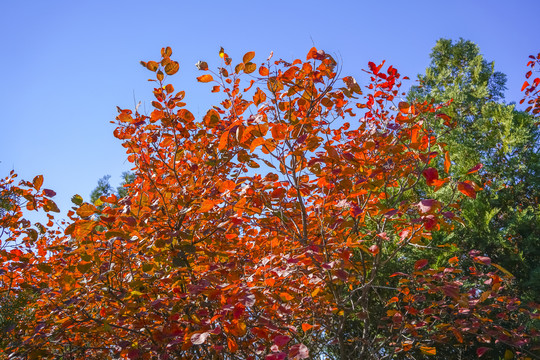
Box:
[90,172,135,205]
[0,291,36,352]
[410,38,540,302]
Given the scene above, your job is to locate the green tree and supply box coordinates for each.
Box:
[90,172,135,205]
[408,38,539,356]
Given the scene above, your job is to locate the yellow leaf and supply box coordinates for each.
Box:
[492,263,514,278]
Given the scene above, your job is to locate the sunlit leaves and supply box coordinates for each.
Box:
[145,61,159,72]
[32,175,43,191]
[444,151,451,173]
[244,62,256,74]
[197,74,214,83]
[458,181,476,199]
[2,46,536,360]
[242,51,255,63]
[76,203,97,217]
[71,194,83,205]
[164,60,179,75]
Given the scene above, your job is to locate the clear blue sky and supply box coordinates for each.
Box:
[1,0,538,216]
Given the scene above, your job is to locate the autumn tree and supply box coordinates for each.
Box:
[0,47,537,360]
[0,172,61,357]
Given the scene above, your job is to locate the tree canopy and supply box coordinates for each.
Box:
[0,45,538,359]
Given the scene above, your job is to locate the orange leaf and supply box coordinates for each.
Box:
[253,88,266,106]
[197,74,214,83]
[458,181,476,199]
[218,180,236,193]
[259,66,269,76]
[301,323,313,332]
[398,102,410,114]
[279,292,294,302]
[242,51,255,63]
[33,175,44,191]
[265,278,276,287]
[72,220,97,239]
[164,61,179,75]
[244,62,256,74]
[250,137,266,153]
[444,151,451,174]
[198,199,216,213]
[227,337,238,353]
[77,203,97,217]
[218,131,230,150]
[420,346,436,356]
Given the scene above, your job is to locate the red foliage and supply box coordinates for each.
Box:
[1,48,537,359]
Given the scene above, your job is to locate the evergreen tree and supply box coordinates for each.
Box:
[90,171,135,205]
[409,38,540,303]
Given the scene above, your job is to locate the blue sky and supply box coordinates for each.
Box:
[1,0,539,216]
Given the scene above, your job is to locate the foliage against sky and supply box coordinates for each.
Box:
[1,0,539,216]
[0,45,538,359]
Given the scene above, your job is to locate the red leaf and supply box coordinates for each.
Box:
[289,343,310,359]
[368,61,378,74]
[414,259,428,270]
[43,188,56,197]
[417,199,438,213]
[466,163,483,174]
[476,347,491,357]
[422,168,440,186]
[474,256,491,265]
[273,335,290,347]
[368,244,379,255]
[522,81,529,91]
[458,182,476,199]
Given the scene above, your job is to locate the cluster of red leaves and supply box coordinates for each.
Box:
[521,52,540,120]
[1,48,538,359]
